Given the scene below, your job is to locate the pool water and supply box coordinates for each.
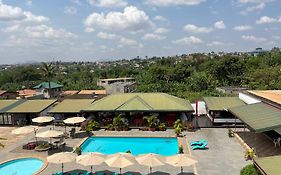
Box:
[0,158,44,175]
[81,137,179,156]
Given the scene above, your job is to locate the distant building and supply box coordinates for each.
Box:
[105,82,136,94]
[250,48,267,56]
[216,86,249,95]
[0,90,18,99]
[33,82,63,99]
[17,89,36,99]
[97,77,135,87]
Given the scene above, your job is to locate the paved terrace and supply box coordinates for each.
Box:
[0,127,248,175]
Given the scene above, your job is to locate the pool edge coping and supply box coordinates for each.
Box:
[0,155,48,175]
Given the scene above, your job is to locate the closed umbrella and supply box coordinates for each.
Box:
[166,154,197,173]
[32,116,54,123]
[47,152,76,173]
[76,152,105,173]
[136,153,166,173]
[105,153,136,174]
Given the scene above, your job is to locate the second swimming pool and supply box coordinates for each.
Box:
[81,137,179,156]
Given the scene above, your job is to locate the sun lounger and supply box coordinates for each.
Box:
[190,139,207,146]
[192,142,208,150]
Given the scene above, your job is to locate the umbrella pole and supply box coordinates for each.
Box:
[34,129,37,144]
[120,168,121,174]
[91,166,93,173]
[181,166,183,173]
[62,163,64,173]
[150,167,152,173]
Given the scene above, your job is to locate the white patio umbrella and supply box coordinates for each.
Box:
[136,153,166,173]
[47,152,76,173]
[63,117,86,124]
[76,152,105,173]
[36,129,63,144]
[32,116,54,123]
[12,126,39,142]
[166,154,198,173]
[105,153,137,174]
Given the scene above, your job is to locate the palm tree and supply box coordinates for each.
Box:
[41,63,55,98]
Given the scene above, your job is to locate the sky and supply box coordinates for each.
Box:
[0,0,281,64]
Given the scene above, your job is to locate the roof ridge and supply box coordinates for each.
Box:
[115,94,153,110]
[162,93,189,108]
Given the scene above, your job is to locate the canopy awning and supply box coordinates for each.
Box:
[204,97,245,111]
[254,155,281,175]
[49,99,94,113]
[229,103,281,133]
[82,93,194,112]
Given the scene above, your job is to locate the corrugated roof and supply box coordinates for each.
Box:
[0,100,19,112]
[49,99,94,113]
[78,90,106,95]
[229,103,281,133]
[204,97,245,111]
[33,82,63,89]
[248,90,281,105]
[254,155,281,175]
[62,90,80,96]
[82,93,194,112]
[7,100,57,113]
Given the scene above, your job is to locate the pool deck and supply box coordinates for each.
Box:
[0,127,249,175]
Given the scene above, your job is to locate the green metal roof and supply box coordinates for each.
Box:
[254,155,281,175]
[49,99,94,113]
[0,100,18,110]
[6,100,57,113]
[33,82,63,89]
[82,93,194,112]
[203,97,245,111]
[229,103,281,133]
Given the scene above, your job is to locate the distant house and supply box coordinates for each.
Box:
[97,77,135,87]
[105,82,136,94]
[65,90,106,99]
[250,48,267,56]
[0,90,18,99]
[17,89,36,99]
[33,82,63,99]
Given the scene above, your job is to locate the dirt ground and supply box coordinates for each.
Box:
[0,127,25,149]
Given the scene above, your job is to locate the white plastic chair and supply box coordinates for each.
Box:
[273,137,281,147]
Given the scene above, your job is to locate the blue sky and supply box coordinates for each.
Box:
[0,0,280,64]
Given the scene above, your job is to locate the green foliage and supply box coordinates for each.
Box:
[75,146,82,155]
[113,114,125,129]
[178,146,184,154]
[144,115,159,128]
[175,126,182,136]
[159,123,166,131]
[85,121,100,132]
[244,148,255,160]
[173,119,183,129]
[240,164,260,175]
[106,124,114,131]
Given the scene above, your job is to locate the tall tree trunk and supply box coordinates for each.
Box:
[48,79,51,98]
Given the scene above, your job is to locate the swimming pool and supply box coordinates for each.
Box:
[0,157,44,175]
[81,137,179,156]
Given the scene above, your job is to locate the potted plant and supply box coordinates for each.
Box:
[228,128,234,137]
[159,123,166,131]
[106,124,114,131]
[75,146,82,155]
[175,126,182,136]
[113,114,125,131]
[173,119,183,130]
[178,145,184,154]
[144,115,159,131]
[244,147,255,160]
[123,123,129,131]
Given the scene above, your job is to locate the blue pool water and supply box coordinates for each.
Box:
[81,137,178,156]
[0,158,44,175]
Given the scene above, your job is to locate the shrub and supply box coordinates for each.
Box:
[159,123,166,131]
[85,121,100,133]
[178,146,184,154]
[240,164,260,175]
[106,124,114,131]
[175,126,182,136]
[113,114,125,130]
[143,115,159,129]
[173,119,183,129]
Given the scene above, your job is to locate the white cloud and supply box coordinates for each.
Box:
[84,6,153,32]
[233,25,253,31]
[256,16,281,24]
[143,33,166,40]
[172,36,203,45]
[207,41,224,47]
[71,0,82,5]
[214,20,226,29]
[153,15,168,21]
[183,24,213,33]
[64,6,77,15]
[154,27,169,34]
[24,25,77,39]
[240,3,265,15]
[118,37,143,48]
[97,32,119,40]
[25,0,32,6]
[2,24,20,32]
[146,0,205,6]
[237,0,274,3]
[241,35,267,42]
[0,2,48,23]
[84,27,95,33]
[87,0,127,8]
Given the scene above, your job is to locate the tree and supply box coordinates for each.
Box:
[41,63,56,98]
